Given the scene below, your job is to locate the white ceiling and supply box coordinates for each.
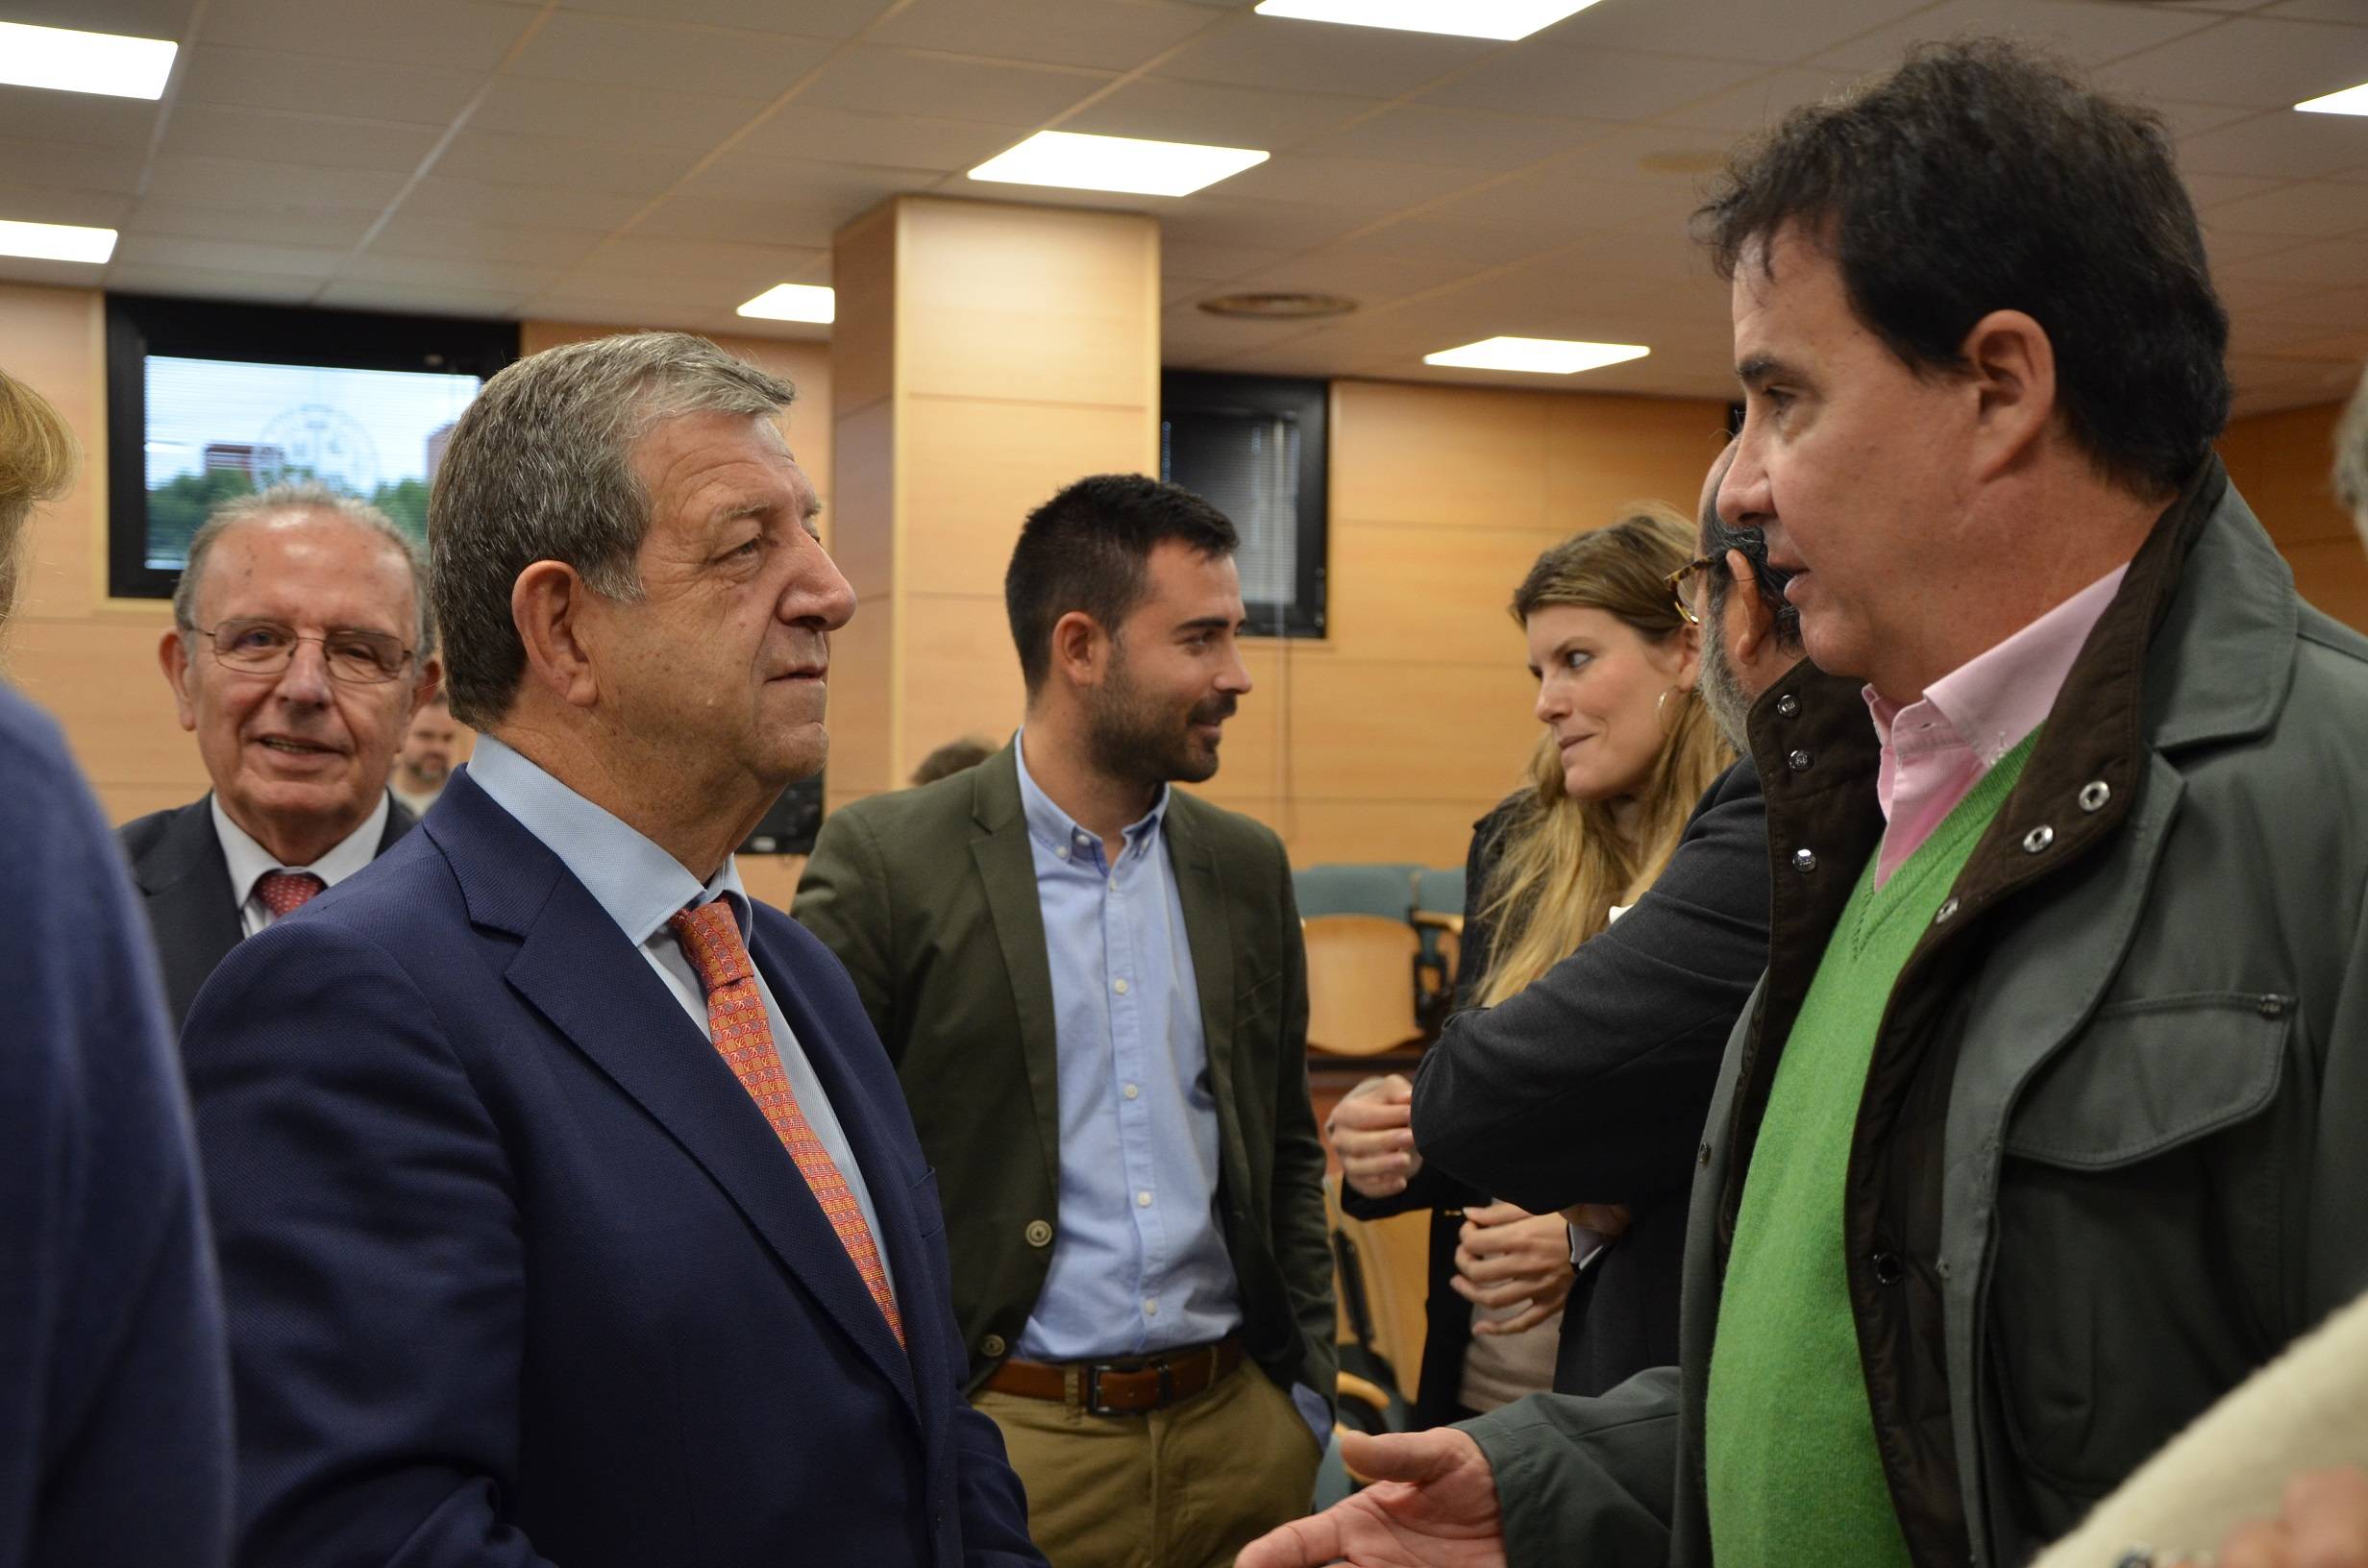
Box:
[2,0,2365,413]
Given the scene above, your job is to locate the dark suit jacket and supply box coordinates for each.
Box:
[1347,759,1771,1406]
[117,792,416,1029]
[793,745,1336,1413]
[0,686,231,1568]
[181,768,1040,1568]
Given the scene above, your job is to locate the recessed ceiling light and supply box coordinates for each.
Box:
[1423,336,1649,374]
[1198,291,1358,320]
[736,283,835,324]
[2296,83,2368,117]
[969,131,1269,198]
[0,218,117,265]
[0,20,178,100]
[1252,0,1604,42]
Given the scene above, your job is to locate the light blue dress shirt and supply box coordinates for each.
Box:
[466,735,893,1304]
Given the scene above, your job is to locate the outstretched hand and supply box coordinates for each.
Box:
[1236,1427,1507,1568]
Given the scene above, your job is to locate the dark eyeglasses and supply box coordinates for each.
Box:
[1665,557,1717,626]
[194,618,415,685]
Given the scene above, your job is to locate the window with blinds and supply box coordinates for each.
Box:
[1160,373,1328,638]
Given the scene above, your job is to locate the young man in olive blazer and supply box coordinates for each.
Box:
[796,476,1334,1568]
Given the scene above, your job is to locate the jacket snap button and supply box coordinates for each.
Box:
[1024,1219,1053,1247]
[1934,896,1960,926]
[1788,749,1813,772]
[1697,1140,1712,1167]
[2258,994,2287,1020]
[1870,1252,1905,1286]
[1776,694,1799,718]
[2021,825,2055,854]
[981,1334,1007,1359]
[1792,847,1817,873]
[2079,781,2111,813]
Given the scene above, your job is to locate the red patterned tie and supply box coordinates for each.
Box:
[255,870,326,918]
[668,901,903,1346]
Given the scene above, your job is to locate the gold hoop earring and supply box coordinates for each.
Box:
[1657,684,1691,737]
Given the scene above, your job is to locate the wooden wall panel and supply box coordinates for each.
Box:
[2221,402,2350,549]
[829,204,898,421]
[1545,396,1733,525]
[830,399,895,600]
[900,395,1152,598]
[825,592,895,802]
[1324,520,1567,665]
[897,591,1025,769]
[1330,381,1554,528]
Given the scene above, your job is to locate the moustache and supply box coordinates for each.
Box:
[1190,697,1238,726]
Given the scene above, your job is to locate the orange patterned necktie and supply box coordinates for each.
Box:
[667,900,904,1346]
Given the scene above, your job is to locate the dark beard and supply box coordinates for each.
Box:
[1083,656,1236,787]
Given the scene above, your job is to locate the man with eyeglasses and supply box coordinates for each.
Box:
[120,480,438,1028]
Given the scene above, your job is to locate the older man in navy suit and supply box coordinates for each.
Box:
[182,331,1041,1567]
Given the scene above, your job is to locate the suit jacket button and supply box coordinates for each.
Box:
[981,1334,1007,1359]
[1024,1219,1053,1247]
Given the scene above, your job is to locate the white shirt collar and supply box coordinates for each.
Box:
[211,790,392,907]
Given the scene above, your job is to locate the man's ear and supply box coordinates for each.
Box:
[1048,609,1109,691]
[408,653,444,720]
[160,627,198,732]
[1960,307,2056,481]
[511,562,602,710]
[1721,549,1776,664]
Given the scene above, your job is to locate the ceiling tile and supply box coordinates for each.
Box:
[198,0,535,70]
[1152,14,1494,97]
[2100,18,2368,110]
[798,46,1110,125]
[2185,171,2284,208]
[1533,0,1935,65]
[1653,65,1861,133]
[864,0,1218,71]
[635,190,901,248]
[2212,233,2368,286]
[0,257,114,292]
[368,214,608,268]
[176,43,487,124]
[546,0,895,37]
[1340,212,1562,265]
[1159,239,1289,278]
[2242,282,2368,327]
[1469,121,1719,184]
[314,279,531,314]
[129,195,381,248]
[1419,47,1764,123]
[1219,247,1500,303]
[516,292,692,329]
[0,137,148,196]
[1812,0,2221,74]
[2151,101,2263,142]
[468,75,770,151]
[0,86,160,148]
[1060,77,1381,150]
[2179,109,2368,179]
[1159,194,1378,251]
[674,153,940,212]
[508,13,838,96]
[398,178,648,231]
[338,252,570,292]
[2203,179,2368,239]
[431,130,703,195]
[0,185,136,228]
[1419,166,1707,243]
[111,232,348,276]
[100,261,322,304]
[145,154,406,209]
[733,103,1023,171]
[2,0,195,38]
[1213,153,1486,208]
[1295,104,1621,172]
[163,104,441,173]
[570,235,827,282]
[2260,0,2368,18]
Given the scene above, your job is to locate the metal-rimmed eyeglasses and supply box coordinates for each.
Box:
[192,618,416,685]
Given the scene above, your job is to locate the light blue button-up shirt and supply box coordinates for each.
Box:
[1011,731,1245,1367]
[467,735,893,1304]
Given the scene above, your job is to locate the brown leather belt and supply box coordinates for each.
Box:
[981,1337,1245,1416]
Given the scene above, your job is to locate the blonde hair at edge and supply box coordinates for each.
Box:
[1472,506,1733,1009]
[0,368,79,644]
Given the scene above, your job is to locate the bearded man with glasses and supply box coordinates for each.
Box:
[120,479,439,1029]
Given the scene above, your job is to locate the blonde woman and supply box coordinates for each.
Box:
[1330,505,1732,1423]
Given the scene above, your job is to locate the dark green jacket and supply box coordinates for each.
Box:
[793,746,1336,1413]
[1468,461,2368,1568]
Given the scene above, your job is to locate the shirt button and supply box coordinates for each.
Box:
[1136,1190,1152,1208]
[1055,845,1070,860]
[1024,1219,1053,1247]
[981,1334,1007,1359]
[1143,1299,1158,1317]
[1123,1083,1140,1100]
[1113,977,1129,995]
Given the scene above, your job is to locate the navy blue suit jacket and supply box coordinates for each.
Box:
[183,768,1041,1568]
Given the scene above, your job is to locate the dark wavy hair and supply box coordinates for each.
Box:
[1698,38,2230,498]
[1004,475,1238,693]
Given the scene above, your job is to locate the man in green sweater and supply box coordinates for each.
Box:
[1242,37,2368,1568]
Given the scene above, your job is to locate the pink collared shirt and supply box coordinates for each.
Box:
[1865,565,2129,888]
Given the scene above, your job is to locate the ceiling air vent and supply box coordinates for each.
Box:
[1197,292,1358,320]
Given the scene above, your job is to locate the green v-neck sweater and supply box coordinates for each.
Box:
[1703,733,2038,1568]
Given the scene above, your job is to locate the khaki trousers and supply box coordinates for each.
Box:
[974,1359,1321,1568]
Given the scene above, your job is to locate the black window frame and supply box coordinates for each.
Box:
[104,293,519,601]
[1159,370,1328,639]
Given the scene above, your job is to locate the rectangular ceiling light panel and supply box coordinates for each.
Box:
[969,131,1269,198]
[1252,0,1604,42]
[1423,336,1649,374]
[0,218,118,264]
[0,20,178,100]
[737,283,836,323]
[2296,83,2368,117]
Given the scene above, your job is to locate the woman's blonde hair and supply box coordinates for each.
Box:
[1472,504,1733,1007]
[0,368,78,634]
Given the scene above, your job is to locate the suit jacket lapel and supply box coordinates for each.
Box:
[132,796,245,1027]
[1165,799,1251,1195]
[969,750,1065,1193]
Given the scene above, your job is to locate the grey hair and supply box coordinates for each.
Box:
[2337,364,2368,528]
[172,479,432,655]
[428,331,796,727]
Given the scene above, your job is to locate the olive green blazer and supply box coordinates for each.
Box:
[793,744,1336,1408]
